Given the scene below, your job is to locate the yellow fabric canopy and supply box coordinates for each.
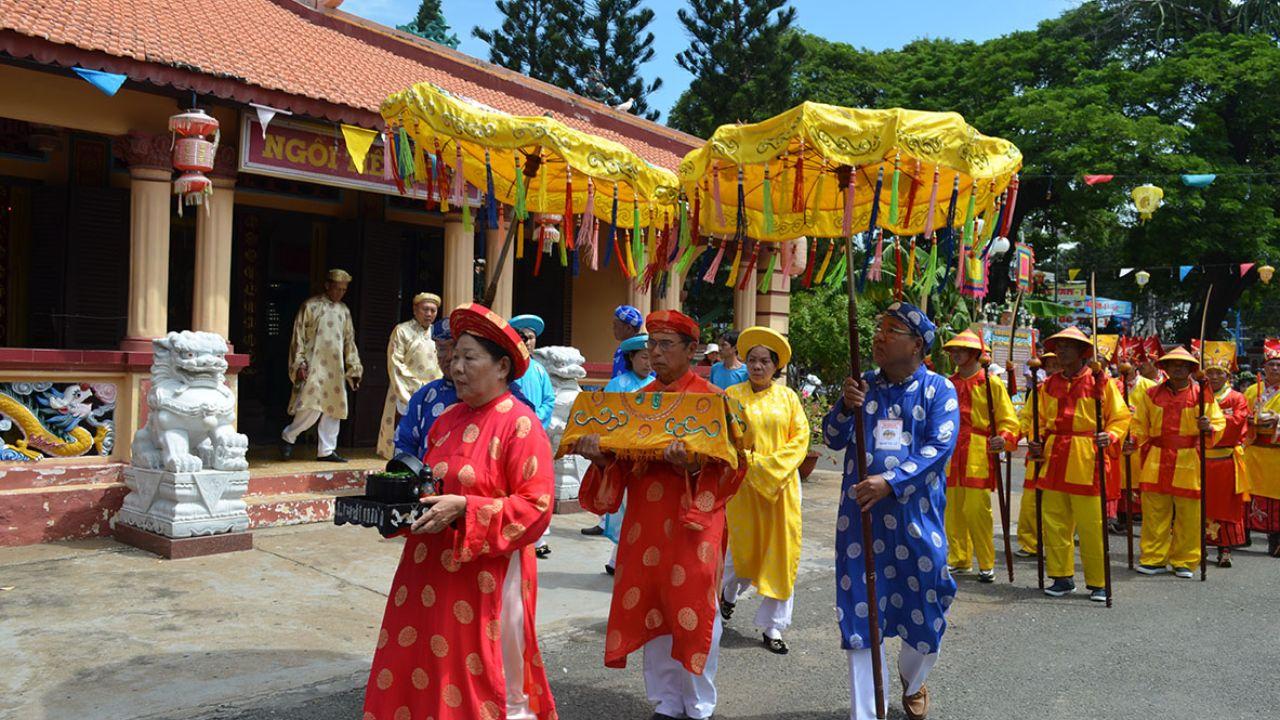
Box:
[381,82,679,228]
[678,102,1023,241]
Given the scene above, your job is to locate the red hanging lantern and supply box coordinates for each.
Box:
[168,108,220,215]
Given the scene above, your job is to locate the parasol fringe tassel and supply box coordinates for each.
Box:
[736,241,761,291]
[921,166,940,238]
[484,150,498,230]
[413,137,427,184]
[814,238,835,284]
[397,127,415,186]
[703,239,728,283]
[779,238,794,279]
[889,154,901,227]
[386,130,405,195]
[802,237,818,288]
[906,236,918,286]
[867,230,885,283]
[563,167,575,250]
[1000,175,1020,238]
[826,241,849,287]
[434,142,449,213]
[534,224,545,277]
[452,142,465,206]
[791,142,805,213]
[893,238,904,300]
[725,238,745,288]
[581,179,597,269]
[712,163,726,227]
[902,158,921,229]
[762,167,775,235]
[758,247,778,293]
[632,201,644,272]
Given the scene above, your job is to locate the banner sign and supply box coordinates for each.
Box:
[238,113,479,204]
[1055,281,1133,327]
[976,323,1037,391]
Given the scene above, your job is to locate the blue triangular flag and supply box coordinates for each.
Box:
[73,67,126,96]
[1181,174,1216,188]
[1178,265,1193,281]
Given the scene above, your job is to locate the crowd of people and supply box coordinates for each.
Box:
[281,269,1275,720]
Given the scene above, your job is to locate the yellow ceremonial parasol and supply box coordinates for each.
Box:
[677,102,1022,296]
[380,82,681,299]
[679,101,1021,720]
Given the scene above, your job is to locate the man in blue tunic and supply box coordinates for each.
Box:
[823,302,960,720]
[394,319,458,460]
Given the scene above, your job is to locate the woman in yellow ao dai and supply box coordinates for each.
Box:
[722,327,810,655]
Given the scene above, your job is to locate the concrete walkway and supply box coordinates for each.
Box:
[0,458,841,720]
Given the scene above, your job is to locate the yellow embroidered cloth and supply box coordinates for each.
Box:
[556,391,749,469]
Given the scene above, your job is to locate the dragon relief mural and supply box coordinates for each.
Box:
[0,381,116,460]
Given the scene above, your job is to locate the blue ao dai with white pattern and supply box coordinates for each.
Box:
[823,364,960,655]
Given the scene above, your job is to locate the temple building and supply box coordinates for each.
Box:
[0,0,793,546]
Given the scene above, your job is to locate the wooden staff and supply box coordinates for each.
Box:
[1197,286,1213,581]
[1090,273,1113,608]
[482,211,521,308]
[845,236,885,719]
[982,353,1015,583]
[1119,352,1136,570]
[1001,292,1024,579]
[1029,351,1045,590]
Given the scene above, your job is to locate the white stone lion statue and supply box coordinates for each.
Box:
[131,331,248,472]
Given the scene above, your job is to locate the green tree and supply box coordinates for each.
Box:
[398,0,460,48]
[574,0,664,121]
[668,0,805,137]
[473,0,580,90]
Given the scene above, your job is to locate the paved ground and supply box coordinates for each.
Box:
[3,453,1278,720]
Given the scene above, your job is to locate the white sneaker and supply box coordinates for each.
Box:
[948,565,972,575]
[1173,566,1195,579]
[1136,564,1168,575]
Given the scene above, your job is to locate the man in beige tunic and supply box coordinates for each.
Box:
[280,268,363,462]
[376,292,443,458]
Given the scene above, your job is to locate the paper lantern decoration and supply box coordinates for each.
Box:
[1131,184,1163,222]
[168,108,219,215]
[1260,264,1275,284]
[1135,269,1151,287]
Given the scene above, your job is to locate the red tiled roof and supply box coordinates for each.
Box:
[0,0,697,170]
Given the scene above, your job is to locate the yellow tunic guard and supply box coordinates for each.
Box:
[376,320,441,458]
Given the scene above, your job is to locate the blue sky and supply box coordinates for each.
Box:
[345,0,1074,120]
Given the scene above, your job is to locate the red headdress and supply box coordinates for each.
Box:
[450,303,531,379]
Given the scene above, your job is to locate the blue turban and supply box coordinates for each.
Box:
[510,314,545,337]
[619,334,648,353]
[432,318,452,341]
[614,305,643,329]
[884,301,937,351]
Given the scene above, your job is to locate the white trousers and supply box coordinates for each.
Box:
[642,614,722,720]
[535,524,551,549]
[721,550,794,639]
[502,552,534,720]
[847,643,939,720]
[281,409,340,457]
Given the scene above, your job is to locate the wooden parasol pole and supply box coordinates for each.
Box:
[845,237,886,719]
[1030,348,1046,590]
[1119,347,1136,570]
[1090,273,1113,608]
[983,353,1015,583]
[1198,286,1213,581]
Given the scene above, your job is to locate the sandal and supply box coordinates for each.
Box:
[762,634,789,655]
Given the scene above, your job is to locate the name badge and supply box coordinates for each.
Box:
[874,418,904,451]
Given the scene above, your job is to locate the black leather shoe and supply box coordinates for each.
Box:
[581,525,605,536]
[651,714,685,720]
[279,440,294,460]
[317,453,347,463]
[763,634,789,655]
[535,545,551,559]
[604,564,615,576]
[719,598,735,621]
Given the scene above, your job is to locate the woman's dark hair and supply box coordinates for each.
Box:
[466,333,514,383]
[623,348,646,372]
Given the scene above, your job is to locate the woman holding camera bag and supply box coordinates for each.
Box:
[362,303,558,720]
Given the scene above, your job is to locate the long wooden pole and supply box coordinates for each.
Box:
[1121,364,1136,569]
[1090,273,1113,608]
[983,356,1015,583]
[1001,292,1024,573]
[1030,352,1045,590]
[846,238,885,719]
[1198,286,1213,581]
[481,215,521,308]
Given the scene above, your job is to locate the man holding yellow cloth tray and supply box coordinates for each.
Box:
[565,309,747,720]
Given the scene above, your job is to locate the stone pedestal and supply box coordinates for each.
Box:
[116,467,250,537]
